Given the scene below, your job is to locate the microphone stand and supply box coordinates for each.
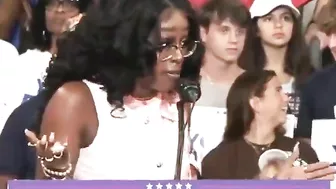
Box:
[174,79,201,180]
[174,101,185,180]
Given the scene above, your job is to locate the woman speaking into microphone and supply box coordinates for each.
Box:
[201,70,336,179]
[24,0,203,180]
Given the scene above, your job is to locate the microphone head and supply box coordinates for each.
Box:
[178,79,201,103]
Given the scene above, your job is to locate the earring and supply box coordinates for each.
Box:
[42,30,46,41]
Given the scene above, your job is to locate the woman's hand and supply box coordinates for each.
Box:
[25,129,70,171]
[272,144,335,180]
[189,164,199,180]
[303,162,335,180]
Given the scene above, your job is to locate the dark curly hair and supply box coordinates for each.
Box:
[39,0,202,122]
[30,0,92,51]
[240,6,314,90]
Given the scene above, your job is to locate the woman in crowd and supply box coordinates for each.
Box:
[15,0,89,105]
[25,0,202,180]
[0,0,89,133]
[241,0,314,117]
[201,70,335,179]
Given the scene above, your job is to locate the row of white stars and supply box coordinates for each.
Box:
[146,183,192,189]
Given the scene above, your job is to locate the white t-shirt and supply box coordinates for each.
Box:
[0,39,18,64]
[0,40,20,133]
[0,49,51,133]
[16,49,52,100]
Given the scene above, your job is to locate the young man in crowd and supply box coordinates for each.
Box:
[295,0,336,142]
[190,0,250,174]
[196,0,249,108]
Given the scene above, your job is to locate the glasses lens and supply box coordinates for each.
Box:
[182,40,197,57]
[159,46,174,61]
[158,40,198,61]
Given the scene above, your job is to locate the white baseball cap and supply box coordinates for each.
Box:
[250,0,300,19]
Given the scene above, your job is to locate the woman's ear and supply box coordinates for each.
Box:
[249,96,260,112]
[200,26,208,43]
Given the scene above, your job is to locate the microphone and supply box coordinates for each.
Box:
[177,79,201,103]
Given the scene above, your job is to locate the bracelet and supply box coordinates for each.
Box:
[42,170,67,180]
[40,160,72,179]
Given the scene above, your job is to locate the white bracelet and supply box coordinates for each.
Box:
[40,160,72,179]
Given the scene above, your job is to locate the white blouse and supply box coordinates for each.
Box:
[73,80,192,180]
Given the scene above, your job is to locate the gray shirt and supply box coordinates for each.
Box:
[196,78,231,108]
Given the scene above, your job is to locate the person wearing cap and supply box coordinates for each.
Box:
[201,70,335,179]
[240,0,314,129]
[295,0,336,141]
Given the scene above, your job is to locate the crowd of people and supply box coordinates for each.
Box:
[1,0,336,187]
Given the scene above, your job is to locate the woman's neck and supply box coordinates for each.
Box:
[263,44,287,70]
[262,44,292,84]
[244,119,276,145]
[132,78,157,99]
[49,35,58,54]
[202,52,244,85]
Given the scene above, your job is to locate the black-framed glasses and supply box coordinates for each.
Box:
[157,40,200,61]
[45,0,79,12]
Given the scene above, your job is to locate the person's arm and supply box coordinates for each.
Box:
[0,101,34,189]
[201,144,229,179]
[294,82,314,143]
[0,0,22,40]
[35,81,97,179]
[298,141,319,164]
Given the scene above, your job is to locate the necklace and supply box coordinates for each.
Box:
[245,139,272,154]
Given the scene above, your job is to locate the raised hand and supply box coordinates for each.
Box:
[25,129,71,178]
[262,142,336,180]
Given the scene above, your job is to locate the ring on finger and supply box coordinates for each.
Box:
[45,157,54,162]
[53,151,63,159]
[27,142,37,147]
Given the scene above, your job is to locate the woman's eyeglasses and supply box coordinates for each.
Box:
[157,40,200,61]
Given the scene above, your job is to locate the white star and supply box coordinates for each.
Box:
[185,183,192,189]
[166,183,172,189]
[146,183,153,189]
[156,183,163,189]
[175,183,182,189]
